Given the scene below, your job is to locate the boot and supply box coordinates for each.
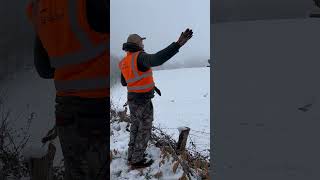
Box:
[128,153,148,163]
[129,158,154,169]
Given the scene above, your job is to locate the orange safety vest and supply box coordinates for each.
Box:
[26,0,109,98]
[119,51,155,93]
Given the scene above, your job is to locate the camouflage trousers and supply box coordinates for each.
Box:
[127,98,154,164]
[55,97,109,180]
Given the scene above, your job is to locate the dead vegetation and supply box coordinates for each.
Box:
[111,100,211,179]
[0,91,32,179]
[0,91,64,180]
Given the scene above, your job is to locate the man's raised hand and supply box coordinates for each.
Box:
[177,28,193,47]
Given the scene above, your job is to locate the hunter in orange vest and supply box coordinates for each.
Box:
[119,30,193,168]
[26,0,109,179]
[26,0,109,98]
[119,49,155,93]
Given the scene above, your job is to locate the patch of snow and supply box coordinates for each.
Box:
[111,67,210,157]
[213,18,320,179]
[177,127,190,133]
[1,69,62,165]
[111,121,192,180]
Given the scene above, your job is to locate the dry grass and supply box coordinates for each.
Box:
[0,90,32,179]
[111,104,211,179]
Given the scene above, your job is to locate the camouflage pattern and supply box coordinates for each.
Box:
[57,123,108,180]
[55,97,109,180]
[127,98,154,164]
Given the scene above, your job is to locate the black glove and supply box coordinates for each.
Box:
[176,28,193,47]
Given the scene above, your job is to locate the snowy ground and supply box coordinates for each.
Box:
[213,18,320,179]
[111,67,211,157]
[0,68,61,166]
[110,67,210,179]
[110,122,189,180]
[0,65,210,179]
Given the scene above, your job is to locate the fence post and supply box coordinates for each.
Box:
[176,127,190,155]
[28,143,56,180]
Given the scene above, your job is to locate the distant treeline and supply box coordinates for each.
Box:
[110,53,209,87]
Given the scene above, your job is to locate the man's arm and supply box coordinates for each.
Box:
[137,42,181,70]
[121,73,127,86]
[34,36,55,79]
[137,29,193,71]
[86,0,108,33]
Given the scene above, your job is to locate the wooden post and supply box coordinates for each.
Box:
[176,127,190,155]
[28,143,56,180]
[207,59,211,67]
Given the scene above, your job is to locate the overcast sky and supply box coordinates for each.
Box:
[111,0,210,63]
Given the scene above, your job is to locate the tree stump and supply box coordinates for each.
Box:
[176,127,190,155]
[28,143,56,180]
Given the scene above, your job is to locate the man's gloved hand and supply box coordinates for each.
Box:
[176,28,193,47]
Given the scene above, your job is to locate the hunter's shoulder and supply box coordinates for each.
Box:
[137,51,148,59]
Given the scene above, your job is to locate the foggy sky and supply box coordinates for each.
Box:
[111,0,210,63]
[0,1,34,77]
[212,0,315,23]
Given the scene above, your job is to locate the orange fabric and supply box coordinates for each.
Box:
[119,51,155,93]
[27,0,109,98]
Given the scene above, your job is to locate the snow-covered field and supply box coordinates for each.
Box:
[213,18,320,179]
[110,67,210,179]
[0,65,210,179]
[111,67,211,155]
[110,122,189,180]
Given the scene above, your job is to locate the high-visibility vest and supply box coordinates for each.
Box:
[119,51,155,93]
[26,0,109,98]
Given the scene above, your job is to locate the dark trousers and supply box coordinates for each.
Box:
[55,96,109,180]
